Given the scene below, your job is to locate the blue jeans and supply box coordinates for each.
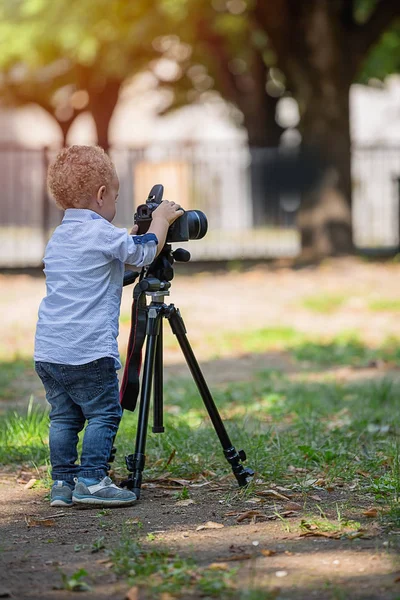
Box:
[35,358,122,484]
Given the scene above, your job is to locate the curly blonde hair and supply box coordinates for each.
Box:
[47,145,116,210]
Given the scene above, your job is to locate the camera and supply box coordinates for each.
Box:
[134,184,208,243]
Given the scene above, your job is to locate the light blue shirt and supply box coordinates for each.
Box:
[34,209,158,369]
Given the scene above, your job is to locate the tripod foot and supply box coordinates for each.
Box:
[224,447,254,487]
[122,453,145,499]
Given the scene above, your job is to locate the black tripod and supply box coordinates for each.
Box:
[120,245,254,499]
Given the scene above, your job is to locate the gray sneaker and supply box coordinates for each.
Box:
[72,476,137,507]
[50,481,73,507]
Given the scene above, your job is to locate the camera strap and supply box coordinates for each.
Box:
[120,288,148,412]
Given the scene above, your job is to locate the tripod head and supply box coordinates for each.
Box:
[123,243,191,291]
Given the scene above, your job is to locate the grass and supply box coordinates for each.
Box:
[1,331,400,597]
[207,327,400,368]
[0,358,34,400]
[368,298,400,312]
[109,526,237,598]
[302,294,347,314]
[2,369,400,510]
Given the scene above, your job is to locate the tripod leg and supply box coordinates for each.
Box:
[153,317,164,433]
[123,306,163,498]
[166,305,254,487]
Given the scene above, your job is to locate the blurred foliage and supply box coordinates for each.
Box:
[0,0,176,142]
[0,0,167,74]
[358,24,400,83]
[0,0,398,150]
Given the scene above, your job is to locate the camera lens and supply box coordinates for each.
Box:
[187,210,208,240]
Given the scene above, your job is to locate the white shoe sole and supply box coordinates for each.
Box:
[50,499,73,507]
[72,495,136,507]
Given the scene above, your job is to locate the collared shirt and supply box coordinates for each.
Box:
[34,209,158,369]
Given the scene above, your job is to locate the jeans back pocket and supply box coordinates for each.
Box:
[62,361,104,402]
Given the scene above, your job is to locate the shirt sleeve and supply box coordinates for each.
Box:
[106,227,158,267]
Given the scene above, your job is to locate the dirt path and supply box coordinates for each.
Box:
[1,474,399,600]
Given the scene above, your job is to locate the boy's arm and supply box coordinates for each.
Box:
[107,228,158,267]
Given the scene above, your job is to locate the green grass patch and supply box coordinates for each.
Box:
[109,527,237,598]
[368,298,400,312]
[302,294,347,314]
[208,326,400,368]
[208,326,303,355]
[293,333,400,367]
[2,373,400,508]
[0,397,49,465]
[0,358,34,401]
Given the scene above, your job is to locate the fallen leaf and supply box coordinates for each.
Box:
[96,559,113,568]
[310,495,322,501]
[363,507,379,518]
[245,497,263,504]
[356,470,370,478]
[25,516,56,527]
[176,499,195,507]
[196,521,224,531]
[208,562,229,571]
[24,478,37,490]
[256,489,290,501]
[394,575,400,583]
[224,511,240,517]
[288,465,308,473]
[303,478,318,487]
[125,586,139,600]
[261,549,276,556]
[314,478,326,487]
[275,486,293,496]
[275,571,288,578]
[190,481,213,488]
[300,531,341,539]
[284,502,302,511]
[236,510,265,523]
[219,554,252,562]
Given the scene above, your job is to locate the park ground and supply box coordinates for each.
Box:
[1,257,400,599]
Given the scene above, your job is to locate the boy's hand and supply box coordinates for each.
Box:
[152,200,184,225]
[130,224,139,235]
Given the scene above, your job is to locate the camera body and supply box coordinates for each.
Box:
[134,184,207,244]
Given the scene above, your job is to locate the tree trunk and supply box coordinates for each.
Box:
[89,79,121,152]
[297,79,354,258]
[243,92,283,147]
[237,53,283,147]
[57,115,78,147]
[253,0,356,257]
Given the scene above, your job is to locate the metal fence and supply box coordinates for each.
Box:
[0,143,399,267]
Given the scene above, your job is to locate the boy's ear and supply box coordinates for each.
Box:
[97,185,106,206]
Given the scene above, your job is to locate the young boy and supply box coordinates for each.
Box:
[35,145,183,507]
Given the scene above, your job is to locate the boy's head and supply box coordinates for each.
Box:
[47,145,119,222]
